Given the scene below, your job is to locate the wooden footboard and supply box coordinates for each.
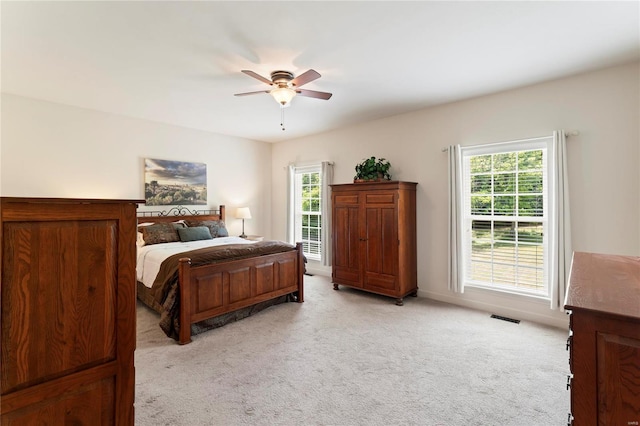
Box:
[176,242,304,344]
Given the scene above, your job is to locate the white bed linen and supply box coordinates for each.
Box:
[136,236,256,288]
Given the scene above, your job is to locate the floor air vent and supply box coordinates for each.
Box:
[491,314,520,324]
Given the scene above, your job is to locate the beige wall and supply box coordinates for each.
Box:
[1,94,273,238]
[2,62,637,328]
[271,62,640,328]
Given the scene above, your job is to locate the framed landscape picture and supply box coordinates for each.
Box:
[144,158,207,206]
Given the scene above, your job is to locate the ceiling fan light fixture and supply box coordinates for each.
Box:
[270,87,296,106]
[236,69,331,130]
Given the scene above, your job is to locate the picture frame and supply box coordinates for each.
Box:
[144,158,207,206]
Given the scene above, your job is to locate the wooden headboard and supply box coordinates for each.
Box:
[137,205,225,223]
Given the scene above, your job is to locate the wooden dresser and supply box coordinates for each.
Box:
[1,197,142,425]
[564,252,640,425]
[331,181,417,305]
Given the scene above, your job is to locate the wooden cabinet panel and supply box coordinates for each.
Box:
[2,220,118,394]
[1,197,141,425]
[2,377,115,425]
[364,193,395,204]
[228,267,252,303]
[194,273,225,312]
[334,194,359,205]
[331,182,417,305]
[565,252,640,426]
[255,261,276,295]
[597,332,640,424]
[277,257,297,289]
[363,206,397,291]
[332,203,361,287]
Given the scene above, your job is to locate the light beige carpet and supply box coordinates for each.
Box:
[135,275,570,425]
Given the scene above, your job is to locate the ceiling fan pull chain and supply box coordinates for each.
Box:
[280,106,285,131]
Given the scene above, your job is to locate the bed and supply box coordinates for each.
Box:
[136,205,304,344]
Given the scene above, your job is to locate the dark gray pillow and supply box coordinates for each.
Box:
[185,220,221,237]
[216,223,229,237]
[140,223,180,245]
[178,226,213,242]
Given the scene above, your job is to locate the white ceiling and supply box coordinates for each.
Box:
[2,1,639,143]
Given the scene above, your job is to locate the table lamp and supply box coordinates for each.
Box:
[235,207,252,238]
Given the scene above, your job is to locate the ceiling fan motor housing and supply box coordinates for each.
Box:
[271,70,294,87]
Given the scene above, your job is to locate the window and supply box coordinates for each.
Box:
[292,165,323,261]
[461,137,554,298]
[288,162,333,266]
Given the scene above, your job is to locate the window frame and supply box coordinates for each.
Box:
[292,164,323,262]
[460,137,556,299]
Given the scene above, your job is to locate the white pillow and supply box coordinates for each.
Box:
[136,231,146,247]
[137,222,154,247]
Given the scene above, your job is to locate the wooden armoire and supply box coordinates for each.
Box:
[1,197,142,425]
[331,181,417,305]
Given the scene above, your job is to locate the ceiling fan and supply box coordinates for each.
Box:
[234,69,333,107]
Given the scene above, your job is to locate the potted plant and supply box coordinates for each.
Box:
[354,157,392,182]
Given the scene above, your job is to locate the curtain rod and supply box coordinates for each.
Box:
[440,130,579,152]
[283,161,334,169]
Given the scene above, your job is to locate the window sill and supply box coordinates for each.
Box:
[464,282,550,302]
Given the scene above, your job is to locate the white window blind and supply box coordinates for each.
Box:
[461,137,554,297]
[294,165,322,261]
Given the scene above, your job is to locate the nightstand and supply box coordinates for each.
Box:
[245,235,264,241]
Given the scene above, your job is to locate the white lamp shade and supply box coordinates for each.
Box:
[235,207,252,219]
[270,87,296,106]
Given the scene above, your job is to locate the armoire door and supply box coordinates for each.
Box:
[362,191,398,293]
[332,192,362,288]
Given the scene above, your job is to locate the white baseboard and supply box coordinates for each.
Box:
[307,265,567,329]
[419,289,570,330]
[304,263,331,277]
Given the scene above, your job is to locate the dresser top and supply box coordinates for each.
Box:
[564,251,640,319]
[1,197,145,205]
[331,181,417,190]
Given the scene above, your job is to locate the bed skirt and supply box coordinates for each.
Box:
[137,281,290,337]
